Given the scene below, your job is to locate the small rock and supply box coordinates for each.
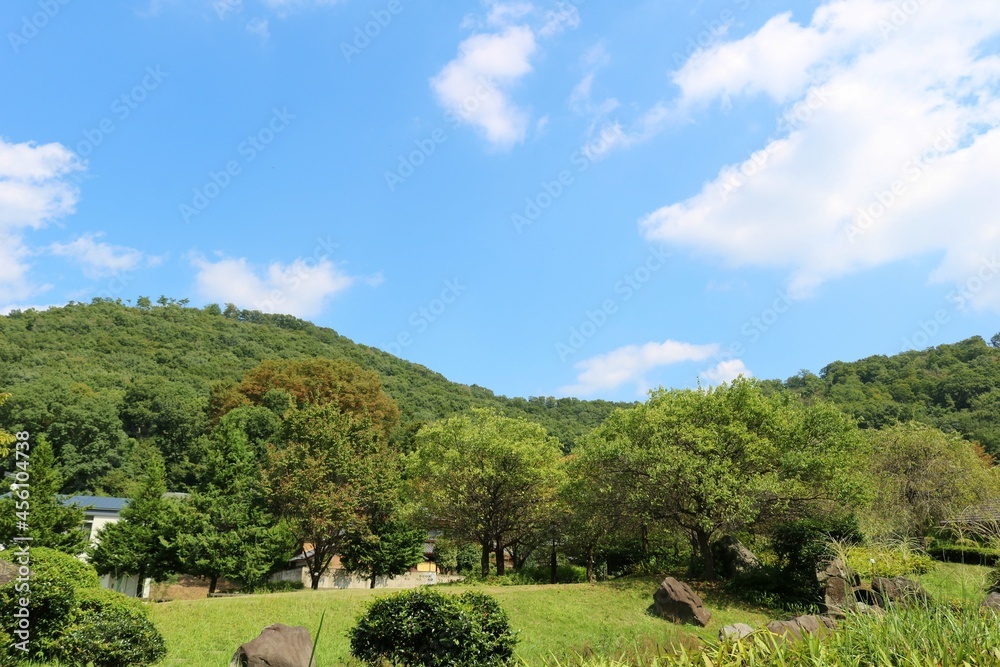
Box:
[230,624,313,667]
[718,623,755,642]
[983,592,1000,612]
[766,615,835,642]
[0,559,18,587]
[652,577,711,627]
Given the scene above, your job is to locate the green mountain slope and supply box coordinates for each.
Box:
[765,335,1000,453]
[0,300,624,492]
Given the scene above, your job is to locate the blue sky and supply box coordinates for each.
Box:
[2,0,999,401]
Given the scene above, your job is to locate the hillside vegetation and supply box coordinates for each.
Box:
[0,300,622,491]
[766,335,1000,454]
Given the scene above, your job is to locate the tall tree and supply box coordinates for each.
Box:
[408,408,565,577]
[579,379,864,579]
[0,436,88,554]
[89,448,182,595]
[262,404,391,590]
[216,358,401,438]
[0,393,14,457]
[176,413,291,594]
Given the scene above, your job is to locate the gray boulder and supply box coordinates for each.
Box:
[717,536,761,578]
[718,623,755,642]
[872,576,930,606]
[230,624,313,667]
[0,559,19,587]
[652,577,711,627]
[983,592,1000,612]
[817,559,856,617]
[766,615,836,642]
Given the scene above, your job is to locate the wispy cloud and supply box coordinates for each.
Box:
[643,0,1000,308]
[49,233,161,280]
[561,339,719,396]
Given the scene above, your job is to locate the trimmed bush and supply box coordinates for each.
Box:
[350,588,518,667]
[59,588,167,667]
[0,547,165,666]
[928,542,1000,566]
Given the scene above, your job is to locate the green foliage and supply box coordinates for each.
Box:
[860,422,999,538]
[408,408,565,577]
[927,541,1000,566]
[59,587,167,667]
[0,437,88,554]
[781,336,1000,454]
[349,588,518,667]
[843,542,935,579]
[0,547,165,666]
[987,564,1000,593]
[339,515,426,587]
[0,301,624,493]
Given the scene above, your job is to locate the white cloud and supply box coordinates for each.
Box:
[561,339,719,397]
[432,27,537,149]
[0,303,57,316]
[700,359,752,386]
[0,138,81,304]
[191,254,357,318]
[49,233,156,280]
[642,0,1000,308]
[246,17,270,42]
[432,2,580,150]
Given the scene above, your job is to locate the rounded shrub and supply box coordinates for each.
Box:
[0,547,166,666]
[59,587,167,667]
[349,588,518,667]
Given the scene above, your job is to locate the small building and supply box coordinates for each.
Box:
[64,496,150,598]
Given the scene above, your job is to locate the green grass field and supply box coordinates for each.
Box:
[147,564,992,667]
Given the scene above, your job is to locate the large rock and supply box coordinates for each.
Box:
[766,615,836,642]
[718,623,755,642]
[652,577,711,627]
[230,624,313,667]
[817,559,857,617]
[872,577,931,606]
[0,559,19,587]
[717,536,761,578]
[983,592,1000,612]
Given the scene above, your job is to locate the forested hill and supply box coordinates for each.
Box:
[763,335,1000,454]
[0,300,624,492]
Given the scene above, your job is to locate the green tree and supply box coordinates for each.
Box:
[862,422,1000,537]
[408,408,565,577]
[89,449,182,595]
[340,515,425,589]
[580,379,864,579]
[0,393,14,457]
[263,404,392,589]
[176,414,291,594]
[0,437,88,554]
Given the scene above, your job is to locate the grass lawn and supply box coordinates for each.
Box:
[147,563,992,667]
[148,578,772,666]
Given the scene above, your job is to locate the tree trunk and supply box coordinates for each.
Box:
[550,538,557,585]
[136,569,146,598]
[495,539,506,576]
[512,544,520,572]
[481,541,491,578]
[208,575,218,597]
[641,524,649,554]
[696,529,715,580]
[310,569,321,590]
[370,573,377,589]
[586,546,595,583]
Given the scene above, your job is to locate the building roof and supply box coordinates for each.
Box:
[942,499,1000,527]
[62,496,130,513]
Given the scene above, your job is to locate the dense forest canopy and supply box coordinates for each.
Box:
[0,298,998,493]
[0,299,623,492]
